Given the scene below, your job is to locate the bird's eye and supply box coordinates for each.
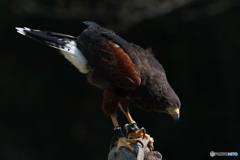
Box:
[177,102,181,107]
[164,101,173,107]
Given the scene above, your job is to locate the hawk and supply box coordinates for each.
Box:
[16,21,180,153]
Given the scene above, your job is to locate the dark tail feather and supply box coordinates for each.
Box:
[15,27,77,51]
[16,27,90,74]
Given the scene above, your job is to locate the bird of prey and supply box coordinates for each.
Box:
[16,21,180,153]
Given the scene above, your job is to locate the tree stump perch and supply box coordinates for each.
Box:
[108,138,162,160]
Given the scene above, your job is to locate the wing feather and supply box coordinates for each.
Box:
[87,35,141,90]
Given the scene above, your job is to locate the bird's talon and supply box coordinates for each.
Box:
[114,137,137,154]
[142,128,146,139]
[135,140,144,148]
[147,137,155,151]
[148,145,154,151]
[128,127,150,139]
[125,121,139,133]
[110,136,118,150]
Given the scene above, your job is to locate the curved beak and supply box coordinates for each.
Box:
[171,112,180,121]
[166,107,180,122]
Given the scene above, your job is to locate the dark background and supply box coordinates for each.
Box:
[1,0,240,159]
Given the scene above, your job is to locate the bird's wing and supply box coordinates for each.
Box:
[77,22,141,90]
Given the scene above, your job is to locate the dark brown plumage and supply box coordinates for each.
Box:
[78,21,180,117]
[16,21,180,152]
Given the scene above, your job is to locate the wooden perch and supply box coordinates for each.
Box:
[108,138,162,160]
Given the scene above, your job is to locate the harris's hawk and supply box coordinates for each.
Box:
[16,21,181,153]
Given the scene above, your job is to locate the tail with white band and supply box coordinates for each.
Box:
[15,27,89,74]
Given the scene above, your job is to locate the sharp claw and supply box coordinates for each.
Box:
[135,140,144,148]
[147,137,154,151]
[142,128,146,139]
[149,145,154,151]
[147,144,154,151]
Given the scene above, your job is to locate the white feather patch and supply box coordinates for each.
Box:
[15,27,39,35]
[59,41,89,74]
[16,27,26,35]
[114,44,119,47]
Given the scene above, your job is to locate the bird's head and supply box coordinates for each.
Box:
[155,84,181,122]
[142,87,181,122]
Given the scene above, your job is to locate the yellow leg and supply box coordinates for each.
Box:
[117,98,154,151]
[110,114,137,152]
[110,114,119,127]
[124,111,134,122]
